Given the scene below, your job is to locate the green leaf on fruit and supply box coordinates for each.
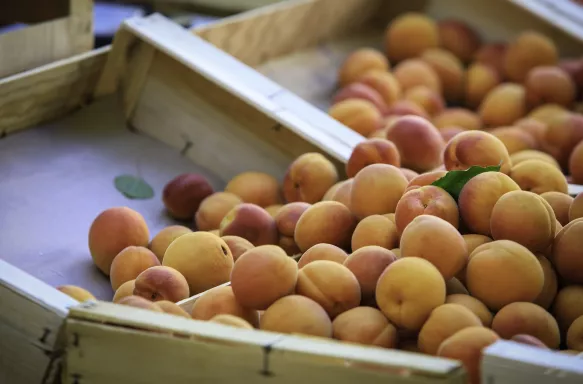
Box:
[114,174,155,200]
[431,164,502,201]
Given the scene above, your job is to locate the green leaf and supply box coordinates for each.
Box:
[114,174,155,200]
[431,164,502,201]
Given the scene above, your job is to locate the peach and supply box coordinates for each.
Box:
[395,185,459,234]
[458,171,520,236]
[356,70,402,107]
[456,234,493,284]
[570,141,583,184]
[514,118,548,147]
[332,82,388,113]
[344,246,397,300]
[525,66,576,108]
[393,58,441,95]
[544,113,583,168]
[221,235,254,262]
[559,58,583,90]
[88,207,150,276]
[438,19,481,63]
[113,280,136,303]
[294,201,357,251]
[225,172,281,208]
[297,243,348,269]
[274,202,311,237]
[386,115,445,172]
[421,48,465,103]
[534,255,558,310]
[350,164,408,219]
[338,48,390,87]
[528,103,570,126]
[490,191,556,253]
[345,138,401,178]
[552,218,583,284]
[492,302,560,349]
[566,315,583,351]
[109,246,161,291]
[332,306,398,348]
[466,240,544,311]
[504,31,558,83]
[446,294,493,327]
[149,226,192,262]
[133,266,189,303]
[404,86,445,116]
[219,203,278,246]
[351,214,399,251]
[155,301,191,318]
[376,257,446,331]
[405,170,447,192]
[437,327,500,384]
[210,314,254,329]
[328,99,383,137]
[443,130,512,174]
[191,285,259,327]
[479,83,526,127]
[433,108,483,131]
[489,126,538,154]
[384,100,429,119]
[465,62,501,109]
[326,179,353,210]
[195,192,242,231]
[162,173,214,220]
[440,127,465,142]
[571,193,583,222]
[56,285,95,302]
[552,285,583,334]
[260,295,332,338]
[511,334,550,349]
[400,168,419,181]
[384,13,439,62]
[510,150,560,169]
[541,192,574,226]
[231,245,297,310]
[474,42,507,75]
[282,152,339,204]
[509,159,569,194]
[163,231,233,295]
[117,295,163,312]
[418,303,483,355]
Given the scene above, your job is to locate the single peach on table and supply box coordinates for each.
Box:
[509,150,560,169]
[344,246,397,301]
[163,231,233,295]
[219,203,278,246]
[231,245,298,310]
[162,173,214,220]
[209,314,254,329]
[332,306,398,348]
[438,19,482,63]
[511,334,550,349]
[446,294,493,327]
[351,214,399,251]
[117,295,163,313]
[113,280,136,303]
[356,70,402,107]
[191,285,259,327]
[221,235,254,262]
[332,82,388,113]
[155,301,191,318]
[328,99,383,137]
[552,218,583,284]
[384,100,429,119]
[570,193,583,222]
[534,255,558,310]
[552,285,583,334]
[489,126,538,154]
[57,285,96,302]
[384,12,439,62]
[466,240,544,311]
[509,159,569,194]
[260,295,332,338]
[443,130,512,174]
[393,59,441,94]
[109,246,160,291]
[479,83,527,127]
[421,48,465,103]
[405,170,447,192]
[338,48,390,87]
[570,141,583,184]
[474,42,507,76]
[88,207,150,276]
[297,243,348,269]
[345,138,401,178]
[133,266,189,303]
[376,257,446,331]
[282,152,339,204]
[540,192,573,226]
[465,62,501,109]
[566,315,583,351]
[525,66,576,108]
[504,31,558,83]
[149,225,192,262]
[195,192,242,231]
[433,108,483,131]
[404,85,445,116]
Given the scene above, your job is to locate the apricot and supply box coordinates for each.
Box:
[489,126,538,154]
[510,150,560,170]
[440,127,464,142]
[109,246,161,291]
[56,285,95,302]
[294,201,356,251]
[112,280,136,303]
[457,172,520,236]
[351,214,399,251]
[344,246,397,300]
[446,294,493,327]
[394,59,441,95]
[571,193,583,222]
[162,173,214,220]
[149,226,192,262]
[191,285,259,327]
[357,70,402,107]
[534,255,558,310]
[491,302,560,349]
[504,31,558,83]
[332,306,398,348]
[566,315,583,351]
[544,113,583,168]
[514,118,548,147]
[260,295,332,338]
[552,285,583,333]
[540,192,573,226]
[437,327,500,384]
[274,202,310,237]
[338,48,390,87]
[443,130,512,174]
[221,235,254,262]
[278,235,300,256]
[345,138,401,178]
[155,301,191,318]
[511,334,550,349]
[376,257,446,331]
[479,83,526,127]
[297,243,348,269]
[466,240,544,311]
[231,245,297,310]
[133,266,189,303]
[438,19,481,63]
[525,66,576,108]
[88,207,150,276]
[421,48,465,103]
[219,203,278,246]
[465,62,501,109]
[552,218,583,284]
[456,234,493,284]
[433,108,482,131]
[282,152,339,203]
[117,295,163,313]
[332,82,388,113]
[528,103,570,126]
[328,99,383,137]
[570,141,583,184]
[384,13,439,63]
[163,231,233,295]
[225,172,280,207]
[195,192,242,231]
[509,159,569,194]
[404,86,445,117]
[400,168,419,181]
[474,42,507,75]
[384,100,429,119]
[395,185,459,234]
[405,170,447,192]
[210,314,254,329]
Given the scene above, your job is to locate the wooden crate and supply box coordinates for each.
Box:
[0,0,94,78]
[0,12,466,384]
[192,0,583,196]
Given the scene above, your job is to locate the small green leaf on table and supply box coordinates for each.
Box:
[114,174,155,200]
[431,164,502,201]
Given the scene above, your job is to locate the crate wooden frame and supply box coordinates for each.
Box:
[0,0,94,78]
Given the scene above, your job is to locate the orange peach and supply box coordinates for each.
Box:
[282,152,339,204]
[446,294,493,327]
[191,285,259,327]
[117,295,163,312]
[351,214,399,251]
[534,255,558,310]
[443,130,512,174]
[225,172,282,208]
[344,246,397,300]
[438,19,482,63]
[221,235,254,262]
[433,108,483,131]
[260,295,332,338]
[465,62,501,109]
[345,138,401,178]
[514,118,548,147]
[528,103,570,126]
[540,192,574,226]
[149,226,192,262]
[566,315,583,351]
[393,59,441,94]
[489,126,538,154]
[357,70,402,107]
[297,243,348,269]
[404,86,445,116]
[570,141,583,184]
[278,235,301,256]
[510,150,560,171]
[544,113,583,168]
[133,266,189,303]
[384,100,429,119]
[384,12,439,62]
[456,234,493,284]
[474,42,507,76]
[479,83,526,127]
[509,159,569,194]
[552,218,583,284]
[209,314,254,329]
[338,48,390,87]
[440,127,465,142]
[552,285,583,334]
[155,301,191,318]
[332,306,398,348]
[328,99,383,137]
[504,31,558,83]
[332,82,388,113]
[274,202,311,237]
[195,192,242,231]
[571,193,583,222]
[113,280,136,303]
[57,285,96,302]
[162,173,214,220]
[110,246,161,291]
[421,48,465,103]
[219,203,278,246]
[326,179,353,210]
[405,170,447,192]
[525,66,576,108]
